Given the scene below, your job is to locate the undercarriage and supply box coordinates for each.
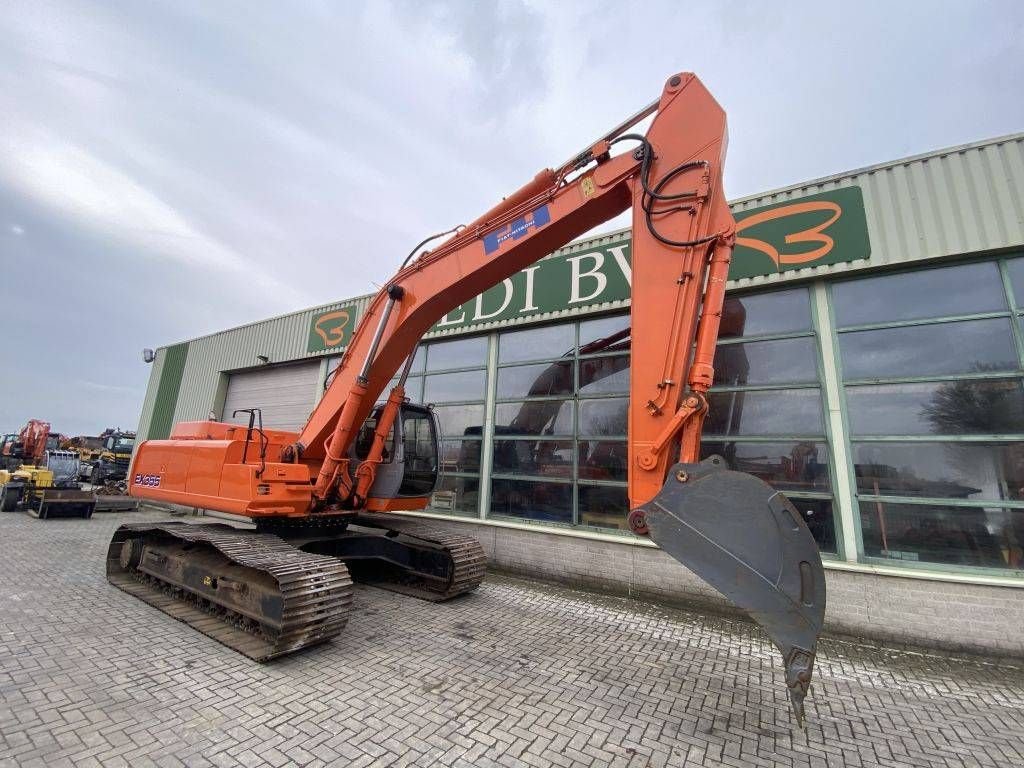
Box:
[106,516,486,661]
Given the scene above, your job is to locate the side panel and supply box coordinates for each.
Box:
[129,439,313,516]
[184,442,240,497]
[148,343,190,440]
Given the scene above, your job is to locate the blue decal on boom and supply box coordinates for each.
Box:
[483,204,551,254]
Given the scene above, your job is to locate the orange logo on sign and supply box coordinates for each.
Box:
[735,201,842,267]
[314,310,351,348]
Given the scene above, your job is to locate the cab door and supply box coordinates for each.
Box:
[350,403,440,501]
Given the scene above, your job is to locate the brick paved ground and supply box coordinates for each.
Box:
[1,509,1022,768]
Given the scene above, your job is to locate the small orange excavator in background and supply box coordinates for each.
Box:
[1,419,53,471]
[113,73,826,724]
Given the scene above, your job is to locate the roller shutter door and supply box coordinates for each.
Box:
[222,361,320,431]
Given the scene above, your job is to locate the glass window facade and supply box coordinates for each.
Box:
[701,287,837,554]
[413,286,839,545]
[834,256,1024,571]
[379,252,1024,577]
[490,316,632,528]
[405,338,488,519]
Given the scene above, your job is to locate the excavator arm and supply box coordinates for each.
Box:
[14,419,51,466]
[127,73,825,723]
[297,73,731,511]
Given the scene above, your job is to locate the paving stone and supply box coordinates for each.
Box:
[0,509,1022,767]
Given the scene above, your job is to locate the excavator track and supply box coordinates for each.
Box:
[106,522,354,661]
[283,514,487,601]
[351,514,487,600]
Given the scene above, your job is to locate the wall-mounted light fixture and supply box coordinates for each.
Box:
[256,354,270,364]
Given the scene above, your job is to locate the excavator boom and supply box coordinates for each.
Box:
[121,73,825,724]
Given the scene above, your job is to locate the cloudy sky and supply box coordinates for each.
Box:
[1,0,1022,436]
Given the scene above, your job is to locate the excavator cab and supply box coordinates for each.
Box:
[350,403,440,502]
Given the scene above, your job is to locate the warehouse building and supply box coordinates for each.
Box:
[136,133,1024,654]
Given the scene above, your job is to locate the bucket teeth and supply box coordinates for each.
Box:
[785,648,815,728]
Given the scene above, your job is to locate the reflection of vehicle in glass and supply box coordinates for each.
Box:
[860,500,1007,567]
[0,434,17,470]
[428,327,629,521]
[111,435,135,452]
[113,73,825,723]
[712,441,829,492]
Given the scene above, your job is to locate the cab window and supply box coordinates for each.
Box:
[354,414,394,462]
[398,408,438,496]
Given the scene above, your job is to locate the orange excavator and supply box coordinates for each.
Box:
[112,73,825,724]
[1,419,53,470]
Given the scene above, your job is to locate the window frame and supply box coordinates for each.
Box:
[491,315,632,526]
[827,252,1024,577]
[410,338,490,512]
[412,252,1024,579]
[703,284,842,556]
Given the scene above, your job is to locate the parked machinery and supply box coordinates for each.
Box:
[0,450,96,518]
[113,74,826,724]
[79,429,135,485]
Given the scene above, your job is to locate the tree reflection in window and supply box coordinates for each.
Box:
[920,370,1024,435]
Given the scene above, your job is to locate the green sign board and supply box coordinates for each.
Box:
[428,186,869,334]
[307,304,358,353]
[731,186,870,279]
[431,241,634,332]
[307,187,871,342]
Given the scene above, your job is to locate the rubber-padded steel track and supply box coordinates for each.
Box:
[106,522,353,661]
[352,514,487,600]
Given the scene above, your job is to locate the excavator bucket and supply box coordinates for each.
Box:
[636,457,826,726]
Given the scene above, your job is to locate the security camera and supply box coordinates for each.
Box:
[142,348,155,363]
[256,354,270,364]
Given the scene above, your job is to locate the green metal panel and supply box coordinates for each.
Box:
[134,350,165,444]
[148,342,189,440]
[428,238,632,334]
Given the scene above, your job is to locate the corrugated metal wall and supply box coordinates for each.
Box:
[151,343,189,438]
[135,342,190,443]
[168,296,374,427]
[134,347,166,444]
[727,132,1024,290]
[138,133,1024,439]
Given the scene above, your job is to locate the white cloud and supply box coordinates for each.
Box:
[78,380,140,395]
[0,118,308,306]
[9,224,24,235]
